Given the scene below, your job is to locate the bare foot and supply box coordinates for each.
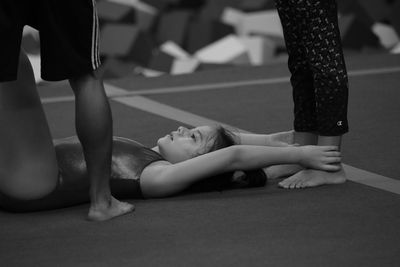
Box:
[264,164,303,180]
[87,196,135,221]
[278,165,346,189]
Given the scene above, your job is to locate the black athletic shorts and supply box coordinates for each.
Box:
[0,0,101,82]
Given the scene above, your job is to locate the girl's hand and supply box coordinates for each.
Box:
[298,146,341,171]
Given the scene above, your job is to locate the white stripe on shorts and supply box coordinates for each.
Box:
[95,6,100,67]
[91,0,100,69]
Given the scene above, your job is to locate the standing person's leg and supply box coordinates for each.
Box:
[276,0,319,145]
[279,0,348,188]
[38,0,133,220]
[267,0,318,179]
[69,73,134,221]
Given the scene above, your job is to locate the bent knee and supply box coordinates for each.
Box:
[0,165,59,200]
[68,70,100,86]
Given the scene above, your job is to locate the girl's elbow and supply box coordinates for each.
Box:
[141,176,174,198]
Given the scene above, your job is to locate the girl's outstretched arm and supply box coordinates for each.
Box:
[230,145,340,171]
[140,145,340,197]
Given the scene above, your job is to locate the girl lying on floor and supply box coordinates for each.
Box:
[0,124,341,213]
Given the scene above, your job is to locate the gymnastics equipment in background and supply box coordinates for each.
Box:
[20,0,400,83]
[96,0,285,78]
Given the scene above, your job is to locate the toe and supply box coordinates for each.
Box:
[278,181,287,188]
[295,181,303,188]
[289,181,298,189]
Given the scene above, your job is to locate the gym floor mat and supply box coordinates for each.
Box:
[2,52,400,267]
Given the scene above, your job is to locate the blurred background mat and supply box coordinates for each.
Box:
[21,0,400,82]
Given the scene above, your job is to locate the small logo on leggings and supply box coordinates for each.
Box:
[337,121,343,126]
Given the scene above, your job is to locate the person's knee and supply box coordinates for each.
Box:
[68,70,101,93]
[0,158,59,200]
[19,50,31,68]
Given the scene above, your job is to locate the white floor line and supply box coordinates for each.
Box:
[40,66,400,104]
[42,95,74,104]
[106,66,400,98]
[343,165,400,195]
[41,85,128,104]
[113,94,400,196]
[113,95,249,133]
[349,66,400,76]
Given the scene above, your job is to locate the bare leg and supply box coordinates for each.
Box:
[263,130,302,179]
[315,135,346,184]
[295,131,318,145]
[266,132,316,180]
[0,50,59,199]
[69,73,134,221]
[279,134,346,188]
[264,164,300,180]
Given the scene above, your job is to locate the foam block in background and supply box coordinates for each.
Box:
[94,0,394,74]
[388,0,400,36]
[147,50,175,72]
[239,36,277,65]
[141,68,164,77]
[229,51,251,65]
[198,0,242,21]
[140,0,167,10]
[100,24,156,66]
[391,42,400,54]
[239,10,283,38]
[337,0,375,28]
[194,35,250,65]
[221,7,244,28]
[239,0,275,12]
[156,10,193,46]
[171,58,200,75]
[99,57,138,80]
[186,20,235,53]
[108,0,158,32]
[128,30,156,66]
[160,41,191,59]
[109,0,158,13]
[339,14,381,50]
[97,1,136,25]
[134,6,157,32]
[167,0,205,9]
[100,24,139,57]
[358,0,392,22]
[372,22,400,49]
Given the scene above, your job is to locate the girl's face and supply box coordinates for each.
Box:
[157,126,215,163]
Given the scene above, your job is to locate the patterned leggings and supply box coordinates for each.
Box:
[275,0,349,136]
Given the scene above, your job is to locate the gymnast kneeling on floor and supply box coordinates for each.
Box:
[0,121,342,212]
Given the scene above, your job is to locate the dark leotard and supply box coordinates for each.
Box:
[0,137,164,212]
